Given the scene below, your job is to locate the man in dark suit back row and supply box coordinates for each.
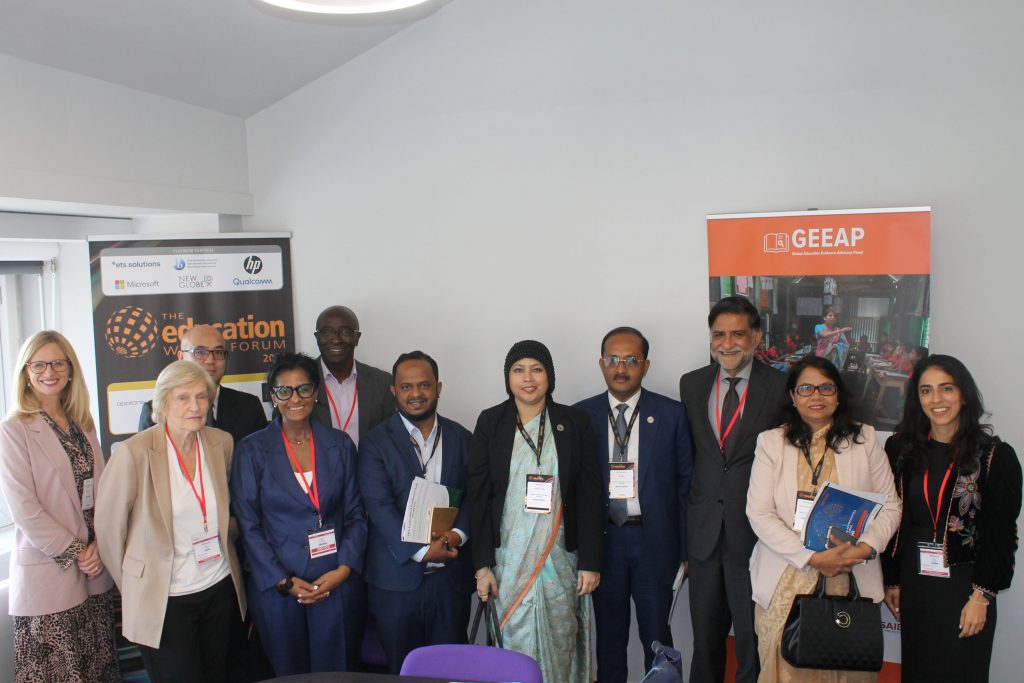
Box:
[679,297,788,683]
[138,324,268,443]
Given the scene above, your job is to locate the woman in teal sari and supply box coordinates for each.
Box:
[814,308,853,370]
[469,340,603,682]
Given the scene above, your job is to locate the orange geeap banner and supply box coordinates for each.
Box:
[707,208,930,276]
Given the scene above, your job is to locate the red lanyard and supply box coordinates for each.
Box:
[325,381,359,433]
[281,430,321,527]
[715,369,749,451]
[923,461,955,543]
[166,424,208,532]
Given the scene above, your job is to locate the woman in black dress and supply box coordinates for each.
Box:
[882,355,1022,682]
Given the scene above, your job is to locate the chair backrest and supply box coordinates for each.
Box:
[400,643,543,683]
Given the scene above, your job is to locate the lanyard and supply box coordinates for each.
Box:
[166,424,208,532]
[800,444,829,490]
[923,460,956,543]
[715,369,750,451]
[281,430,322,528]
[409,426,442,477]
[606,404,641,459]
[516,410,547,467]
[325,381,359,433]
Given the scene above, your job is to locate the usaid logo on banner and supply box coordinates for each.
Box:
[764,233,789,253]
[243,256,263,275]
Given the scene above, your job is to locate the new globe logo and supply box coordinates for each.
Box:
[243,255,263,275]
[104,306,159,358]
[174,258,187,271]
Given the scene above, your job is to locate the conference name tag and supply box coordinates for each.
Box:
[525,474,554,514]
[81,477,95,511]
[792,491,815,532]
[917,542,950,578]
[609,462,636,500]
[308,527,338,559]
[192,531,223,568]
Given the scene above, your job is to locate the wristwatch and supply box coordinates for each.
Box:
[276,576,294,596]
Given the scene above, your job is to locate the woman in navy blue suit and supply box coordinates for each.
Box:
[230,352,367,675]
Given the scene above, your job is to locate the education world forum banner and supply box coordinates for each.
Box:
[707,206,931,670]
[88,234,295,450]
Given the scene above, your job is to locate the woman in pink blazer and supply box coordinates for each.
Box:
[746,355,900,682]
[0,331,120,682]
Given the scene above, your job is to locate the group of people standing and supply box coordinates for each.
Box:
[0,297,1019,683]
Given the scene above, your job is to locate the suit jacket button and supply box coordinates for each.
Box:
[723,466,729,473]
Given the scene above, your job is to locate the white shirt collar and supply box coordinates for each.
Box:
[321,358,359,386]
[607,389,641,412]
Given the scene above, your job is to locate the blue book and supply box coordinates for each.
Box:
[801,482,883,552]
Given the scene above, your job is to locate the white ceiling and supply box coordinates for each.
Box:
[0,0,450,118]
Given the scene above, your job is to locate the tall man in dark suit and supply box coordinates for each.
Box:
[312,305,396,445]
[357,351,474,673]
[138,324,268,444]
[575,327,693,683]
[680,297,787,683]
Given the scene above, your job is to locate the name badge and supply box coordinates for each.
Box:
[81,477,94,511]
[917,542,950,578]
[609,462,636,500]
[525,474,555,514]
[192,531,223,568]
[792,490,815,532]
[308,527,338,559]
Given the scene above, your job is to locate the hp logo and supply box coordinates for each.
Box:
[243,256,263,275]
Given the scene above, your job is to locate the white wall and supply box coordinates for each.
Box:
[246,1,1024,679]
[0,53,252,215]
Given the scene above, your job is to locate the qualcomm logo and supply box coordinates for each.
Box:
[764,233,789,253]
[243,255,263,275]
[173,258,187,271]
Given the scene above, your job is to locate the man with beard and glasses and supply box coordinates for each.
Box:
[311,305,395,446]
[679,297,787,683]
[575,327,693,683]
[356,351,474,673]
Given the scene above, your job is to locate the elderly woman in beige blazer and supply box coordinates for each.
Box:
[746,356,900,682]
[0,330,120,682]
[96,359,246,683]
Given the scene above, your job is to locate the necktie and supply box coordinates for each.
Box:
[609,403,630,526]
[720,377,740,455]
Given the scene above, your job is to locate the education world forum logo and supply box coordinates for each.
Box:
[104,306,159,358]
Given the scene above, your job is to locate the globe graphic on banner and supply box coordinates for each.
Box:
[105,306,159,358]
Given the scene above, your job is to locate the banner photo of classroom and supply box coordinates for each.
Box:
[707,207,931,433]
[89,235,295,450]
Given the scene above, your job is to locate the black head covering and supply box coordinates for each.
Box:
[503,340,555,397]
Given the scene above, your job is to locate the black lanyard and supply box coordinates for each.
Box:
[516,410,547,467]
[800,444,828,489]
[409,428,442,477]
[606,404,640,458]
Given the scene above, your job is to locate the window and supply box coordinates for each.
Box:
[0,260,53,534]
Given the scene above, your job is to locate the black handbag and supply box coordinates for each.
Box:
[780,572,883,672]
[469,598,503,648]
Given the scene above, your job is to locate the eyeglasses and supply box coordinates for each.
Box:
[601,355,644,368]
[315,326,359,340]
[270,383,317,401]
[795,383,838,397]
[25,359,71,374]
[182,347,229,361]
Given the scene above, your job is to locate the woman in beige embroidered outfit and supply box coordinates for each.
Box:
[746,355,900,682]
[468,340,603,683]
[0,331,120,682]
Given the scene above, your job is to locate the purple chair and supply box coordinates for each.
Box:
[400,643,543,683]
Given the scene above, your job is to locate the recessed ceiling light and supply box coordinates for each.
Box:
[257,0,432,14]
